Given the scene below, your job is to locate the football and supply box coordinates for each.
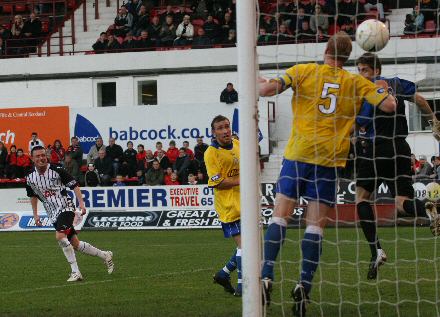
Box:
[355,19,390,52]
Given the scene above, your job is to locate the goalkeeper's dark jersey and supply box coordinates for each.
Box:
[357,76,416,143]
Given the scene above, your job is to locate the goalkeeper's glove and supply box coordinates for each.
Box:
[430,117,440,142]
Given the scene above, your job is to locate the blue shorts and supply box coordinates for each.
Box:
[221,220,241,238]
[276,159,338,207]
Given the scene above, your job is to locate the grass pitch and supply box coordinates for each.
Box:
[1,227,439,317]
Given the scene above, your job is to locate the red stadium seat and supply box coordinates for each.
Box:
[328,24,340,36]
[425,20,436,33]
[192,19,204,27]
[41,21,49,33]
[67,0,76,9]
[15,5,27,13]
[2,5,13,13]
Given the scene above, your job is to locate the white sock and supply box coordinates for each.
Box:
[59,238,79,273]
[78,241,106,260]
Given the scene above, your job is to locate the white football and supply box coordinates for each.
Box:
[355,19,389,52]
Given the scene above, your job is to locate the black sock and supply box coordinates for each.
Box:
[403,199,426,217]
[357,201,381,258]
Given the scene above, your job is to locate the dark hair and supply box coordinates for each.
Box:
[17,148,24,153]
[183,141,189,145]
[10,145,16,150]
[211,115,230,130]
[138,144,144,149]
[227,82,233,86]
[31,132,37,136]
[31,145,45,156]
[169,140,176,146]
[71,136,78,140]
[156,141,162,145]
[100,32,106,36]
[356,52,382,74]
[179,147,187,151]
[127,141,133,146]
[54,139,62,147]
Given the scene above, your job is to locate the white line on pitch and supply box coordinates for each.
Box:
[1,267,213,295]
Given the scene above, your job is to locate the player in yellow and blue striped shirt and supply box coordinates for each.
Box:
[259,32,397,316]
[204,115,242,297]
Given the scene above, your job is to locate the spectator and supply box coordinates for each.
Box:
[94,149,113,186]
[145,159,164,185]
[92,32,108,53]
[257,27,274,45]
[6,145,17,179]
[220,82,238,104]
[167,140,180,165]
[310,4,329,36]
[28,132,44,154]
[174,147,191,183]
[411,153,420,175]
[194,137,208,167]
[87,137,106,164]
[85,163,100,187]
[220,12,235,42]
[106,33,122,52]
[164,166,173,184]
[122,141,137,177]
[148,15,162,44]
[203,14,219,43]
[66,136,83,168]
[133,5,150,36]
[23,12,42,52]
[196,169,207,184]
[222,28,236,46]
[160,5,175,24]
[342,22,356,37]
[156,149,170,170]
[192,27,212,49]
[420,0,437,21]
[122,32,137,50]
[276,24,294,44]
[404,5,425,34]
[174,6,187,25]
[106,137,124,177]
[0,141,7,178]
[415,154,433,179]
[0,25,12,41]
[114,6,134,37]
[125,0,143,17]
[364,0,385,21]
[268,12,285,34]
[11,15,25,38]
[182,141,195,160]
[337,0,357,27]
[191,0,210,20]
[135,30,154,50]
[63,154,81,183]
[145,149,156,171]
[174,15,194,46]
[164,171,180,185]
[154,141,163,157]
[296,21,316,42]
[431,156,440,180]
[15,148,31,178]
[188,173,198,185]
[136,144,147,171]
[160,14,177,47]
[50,139,65,166]
[113,174,126,186]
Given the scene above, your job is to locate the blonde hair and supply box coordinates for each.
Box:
[326,31,352,64]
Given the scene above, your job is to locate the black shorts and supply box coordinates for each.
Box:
[356,139,414,198]
[53,210,77,240]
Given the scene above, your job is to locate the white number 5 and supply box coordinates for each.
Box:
[318,83,340,114]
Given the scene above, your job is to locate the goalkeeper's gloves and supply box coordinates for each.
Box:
[429,117,440,142]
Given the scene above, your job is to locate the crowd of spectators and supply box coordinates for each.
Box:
[91,0,416,54]
[0,132,211,187]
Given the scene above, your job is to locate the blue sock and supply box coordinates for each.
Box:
[218,250,237,277]
[300,232,322,295]
[236,248,242,293]
[262,219,287,280]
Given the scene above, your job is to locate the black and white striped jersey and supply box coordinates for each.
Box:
[26,164,79,223]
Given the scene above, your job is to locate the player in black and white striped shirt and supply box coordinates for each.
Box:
[26,146,114,282]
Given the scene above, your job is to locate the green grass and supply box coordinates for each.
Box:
[1,227,439,317]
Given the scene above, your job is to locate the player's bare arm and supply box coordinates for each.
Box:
[31,196,42,226]
[216,175,240,190]
[73,186,86,215]
[411,92,440,140]
[259,77,287,96]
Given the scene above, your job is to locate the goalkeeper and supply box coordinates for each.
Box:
[355,52,440,280]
